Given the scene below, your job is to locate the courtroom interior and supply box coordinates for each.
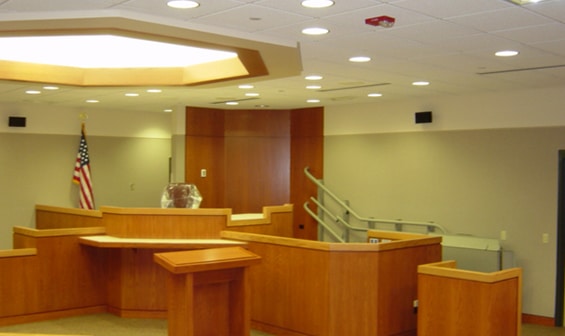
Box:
[1,0,565,335]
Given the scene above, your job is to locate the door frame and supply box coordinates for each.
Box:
[555,150,565,326]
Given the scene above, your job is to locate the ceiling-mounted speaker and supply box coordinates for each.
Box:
[415,111,432,124]
[8,116,26,127]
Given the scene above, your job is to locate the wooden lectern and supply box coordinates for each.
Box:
[154,247,261,336]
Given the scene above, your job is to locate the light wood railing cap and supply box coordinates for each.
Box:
[35,204,102,218]
[14,226,106,237]
[0,248,37,258]
[228,204,293,227]
[100,206,232,216]
[221,230,441,252]
[418,260,522,283]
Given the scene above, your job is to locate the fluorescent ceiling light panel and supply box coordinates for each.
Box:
[301,0,334,8]
[506,0,544,4]
[0,35,237,68]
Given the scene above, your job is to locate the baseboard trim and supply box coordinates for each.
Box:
[522,313,555,326]
[0,306,106,327]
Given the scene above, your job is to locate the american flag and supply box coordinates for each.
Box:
[72,124,95,209]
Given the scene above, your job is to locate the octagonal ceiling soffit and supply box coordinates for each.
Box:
[0,16,303,87]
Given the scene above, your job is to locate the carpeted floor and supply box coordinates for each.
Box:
[1,313,564,335]
[0,314,272,336]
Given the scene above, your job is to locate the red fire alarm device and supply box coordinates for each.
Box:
[365,15,396,28]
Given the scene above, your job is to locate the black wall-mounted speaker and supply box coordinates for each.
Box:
[8,116,26,127]
[415,111,432,124]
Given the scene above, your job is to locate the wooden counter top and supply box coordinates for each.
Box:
[100,206,231,216]
[0,248,37,258]
[35,204,102,218]
[418,260,522,283]
[221,230,441,252]
[154,246,261,274]
[79,235,248,249]
[14,226,106,237]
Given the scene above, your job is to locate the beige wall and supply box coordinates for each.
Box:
[324,85,565,319]
[0,103,176,250]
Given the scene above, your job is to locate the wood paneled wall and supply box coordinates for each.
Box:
[185,107,323,239]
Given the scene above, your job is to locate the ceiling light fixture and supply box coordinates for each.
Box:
[506,0,544,4]
[167,0,199,9]
[368,93,383,97]
[307,99,321,103]
[147,89,162,93]
[43,86,59,90]
[306,85,322,89]
[0,35,236,68]
[495,50,519,57]
[239,84,254,89]
[245,92,260,97]
[301,27,329,35]
[412,81,430,86]
[305,75,323,80]
[349,56,371,63]
[365,16,396,28]
[25,90,41,95]
[301,0,335,8]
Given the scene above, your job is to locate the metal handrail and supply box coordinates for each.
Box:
[304,167,448,235]
[309,197,370,232]
[303,201,345,242]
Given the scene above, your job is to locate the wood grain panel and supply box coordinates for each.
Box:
[184,106,321,224]
[290,107,323,240]
[185,107,225,136]
[224,109,289,137]
[0,231,106,323]
[185,107,225,208]
[35,205,102,229]
[185,135,225,208]
[245,241,329,335]
[224,135,290,213]
[102,210,229,238]
[418,262,522,336]
[227,231,441,336]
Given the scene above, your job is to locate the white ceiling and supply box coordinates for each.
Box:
[0,0,564,113]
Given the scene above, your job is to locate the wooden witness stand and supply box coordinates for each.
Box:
[417,260,522,336]
[154,247,261,336]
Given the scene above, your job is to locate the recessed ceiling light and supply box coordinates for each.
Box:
[305,75,323,80]
[25,90,41,95]
[167,0,199,9]
[0,35,236,68]
[368,93,382,97]
[306,85,321,90]
[226,101,239,106]
[147,89,162,93]
[412,81,430,86]
[506,0,544,4]
[239,84,254,89]
[43,86,59,90]
[164,109,173,113]
[245,92,260,97]
[495,50,519,57]
[349,56,371,63]
[125,93,139,97]
[301,0,335,8]
[85,99,99,103]
[301,27,329,35]
[307,99,321,103]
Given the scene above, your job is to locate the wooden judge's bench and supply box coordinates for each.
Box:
[0,203,520,336]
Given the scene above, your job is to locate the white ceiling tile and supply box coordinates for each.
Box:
[448,7,553,33]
